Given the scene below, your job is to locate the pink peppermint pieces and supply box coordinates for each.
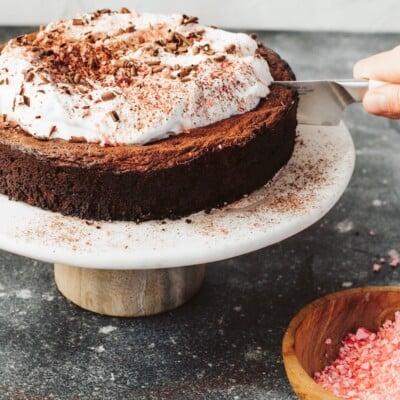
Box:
[314,311,400,399]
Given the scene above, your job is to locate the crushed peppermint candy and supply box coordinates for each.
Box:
[390,257,399,268]
[389,250,400,268]
[315,311,400,399]
[372,263,382,272]
[370,251,400,273]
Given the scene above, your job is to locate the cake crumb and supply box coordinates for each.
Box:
[336,219,354,233]
[342,281,353,288]
[99,325,117,335]
[90,345,105,353]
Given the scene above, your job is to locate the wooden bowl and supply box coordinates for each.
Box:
[282,286,400,399]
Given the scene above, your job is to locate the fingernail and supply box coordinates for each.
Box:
[363,92,387,114]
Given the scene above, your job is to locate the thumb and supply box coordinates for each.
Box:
[363,83,400,119]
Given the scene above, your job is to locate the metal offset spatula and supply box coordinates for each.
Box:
[274,79,382,126]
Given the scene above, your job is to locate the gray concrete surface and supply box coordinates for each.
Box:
[0,27,400,399]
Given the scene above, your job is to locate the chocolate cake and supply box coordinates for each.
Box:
[0,9,298,221]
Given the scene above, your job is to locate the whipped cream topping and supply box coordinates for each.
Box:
[0,9,273,145]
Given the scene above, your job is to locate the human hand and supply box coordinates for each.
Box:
[354,46,400,119]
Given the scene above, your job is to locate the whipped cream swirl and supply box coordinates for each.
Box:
[0,9,272,145]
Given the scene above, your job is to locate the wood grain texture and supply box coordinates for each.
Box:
[54,264,205,317]
[282,286,400,400]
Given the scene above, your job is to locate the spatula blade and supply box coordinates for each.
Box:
[274,79,369,125]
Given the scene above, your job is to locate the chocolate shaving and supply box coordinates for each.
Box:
[23,96,30,107]
[214,55,226,62]
[24,71,35,82]
[120,7,131,14]
[179,66,193,78]
[150,48,159,57]
[177,46,188,54]
[182,15,199,25]
[88,57,98,69]
[69,136,87,143]
[173,32,191,46]
[114,59,134,68]
[202,44,215,55]
[155,39,166,46]
[225,44,236,54]
[72,18,84,26]
[146,60,161,66]
[89,32,108,42]
[166,42,178,52]
[151,65,164,74]
[101,91,116,101]
[108,110,120,122]
[49,125,57,137]
[125,25,136,33]
[73,73,82,84]
[130,66,138,76]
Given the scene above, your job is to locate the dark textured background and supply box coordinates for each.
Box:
[0,27,400,399]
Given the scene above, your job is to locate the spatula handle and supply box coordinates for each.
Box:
[336,79,386,102]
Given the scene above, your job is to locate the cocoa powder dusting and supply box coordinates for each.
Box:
[12,9,238,94]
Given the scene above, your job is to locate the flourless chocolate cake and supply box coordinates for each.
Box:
[0,9,297,221]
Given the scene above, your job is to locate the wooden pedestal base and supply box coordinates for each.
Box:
[54,264,205,317]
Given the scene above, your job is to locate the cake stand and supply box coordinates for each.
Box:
[0,122,354,317]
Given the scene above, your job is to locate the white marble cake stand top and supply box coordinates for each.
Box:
[0,122,354,270]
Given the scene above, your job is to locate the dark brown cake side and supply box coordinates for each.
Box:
[0,47,298,221]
